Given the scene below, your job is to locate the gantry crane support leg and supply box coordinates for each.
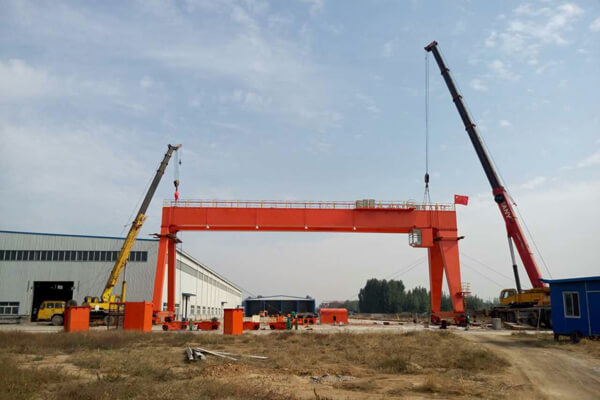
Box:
[151,231,169,314]
[167,238,177,314]
[428,244,444,314]
[428,239,464,316]
[438,240,464,313]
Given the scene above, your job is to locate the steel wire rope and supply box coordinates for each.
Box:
[338,257,427,303]
[461,261,506,289]
[383,256,427,280]
[436,45,552,280]
[460,253,515,282]
[423,52,432,203]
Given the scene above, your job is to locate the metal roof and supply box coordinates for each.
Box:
[0,230,158,242]
[245,295,314,301]
[176,249,243,293]
[541,276,600,284]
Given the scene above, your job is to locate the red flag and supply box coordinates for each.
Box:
[454,194,469,205]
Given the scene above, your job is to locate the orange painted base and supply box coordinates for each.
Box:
[123,302,153,332]
[64,306,90,332]
[223,308,243,335]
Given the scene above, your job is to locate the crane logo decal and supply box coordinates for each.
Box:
[500,201,514,220]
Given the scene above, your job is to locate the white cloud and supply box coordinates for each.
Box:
[485,31,497,47]
[219,89,273,110]
[489,59,519,80]
[139,76,154,89]
[534,60,557,74]
[486,3,583,66]
[0,59,54,98]
[355,93,381,114]
[324,23,343,35]
[589,16,600,32]
[561,150,600,170]
[382,40,393,58]
[499,119,511,128]
[576,151,600,168]
[517,176,546,190]
[300,0,323,17]
[469,78,487,91]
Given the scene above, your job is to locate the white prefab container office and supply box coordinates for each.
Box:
[0,230,242,321]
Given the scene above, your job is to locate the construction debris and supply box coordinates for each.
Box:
[185,346,268,362]
[310,374,356,384]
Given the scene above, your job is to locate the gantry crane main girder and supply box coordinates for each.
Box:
[151,200,465,323]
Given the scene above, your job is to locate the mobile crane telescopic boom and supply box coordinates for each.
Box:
[100,144,181,303]
[425,41,544,290]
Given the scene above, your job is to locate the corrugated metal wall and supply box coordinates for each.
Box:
[0,231,242,318]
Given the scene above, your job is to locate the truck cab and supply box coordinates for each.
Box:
[37,301,66,325]
[499,288,550,307]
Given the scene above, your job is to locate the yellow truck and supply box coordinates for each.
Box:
[36,300,66,325]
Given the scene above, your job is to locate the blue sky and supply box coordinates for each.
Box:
[1,0,599,302]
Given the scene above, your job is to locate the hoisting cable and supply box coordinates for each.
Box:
[174,148,180,201]
[423,52,431,203]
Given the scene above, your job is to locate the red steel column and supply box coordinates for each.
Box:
[428,245,444,314]
[439,240,465,313]
[167,238,176,313]
[151,234,169,312]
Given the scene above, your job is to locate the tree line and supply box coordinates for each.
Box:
[345,278,498,314]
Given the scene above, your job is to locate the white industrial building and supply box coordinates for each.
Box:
[0,230,242,321]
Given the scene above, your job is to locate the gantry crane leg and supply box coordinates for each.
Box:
[429,239,465,322]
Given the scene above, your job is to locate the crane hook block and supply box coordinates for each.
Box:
[173,179,179,189]
[424,173,430,184]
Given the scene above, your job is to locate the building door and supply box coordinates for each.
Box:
[31,281,74,321]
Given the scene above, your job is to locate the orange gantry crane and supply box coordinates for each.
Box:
[151,199,466,324]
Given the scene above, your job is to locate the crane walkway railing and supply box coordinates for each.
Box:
[163,199,455,211]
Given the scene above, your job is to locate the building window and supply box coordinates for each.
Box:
[0,302,19,315]
[564,292,581,318]
[0,250,148,262]
[190,305,195,316]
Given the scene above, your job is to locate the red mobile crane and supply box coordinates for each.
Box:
[425,41,551,327]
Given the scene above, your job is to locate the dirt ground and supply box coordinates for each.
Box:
[464,332,600,399]
[0,324,598,400]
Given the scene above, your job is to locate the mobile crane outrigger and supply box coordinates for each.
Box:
[425,41,551,327]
